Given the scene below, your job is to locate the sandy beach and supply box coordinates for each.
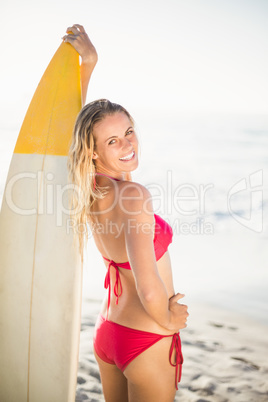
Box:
[75,298,268,402]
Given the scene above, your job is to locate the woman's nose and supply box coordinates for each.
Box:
[122,138,133,150]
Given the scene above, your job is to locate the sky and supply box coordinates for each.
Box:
[0,0,267,129]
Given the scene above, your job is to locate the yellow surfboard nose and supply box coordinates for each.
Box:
[14,42,82,156]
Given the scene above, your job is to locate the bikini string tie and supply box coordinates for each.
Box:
[104,260,123,319]
[169,332,184,390]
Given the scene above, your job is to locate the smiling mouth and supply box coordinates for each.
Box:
[119,151,135,161]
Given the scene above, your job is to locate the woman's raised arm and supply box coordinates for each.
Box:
[121,182,188,331]
[63,24,98,105]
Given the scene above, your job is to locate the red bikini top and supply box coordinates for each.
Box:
[96,172,173,266]
[95,173,173,315]
[102,213,173,268]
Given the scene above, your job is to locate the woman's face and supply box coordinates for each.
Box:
[92,112,139,175]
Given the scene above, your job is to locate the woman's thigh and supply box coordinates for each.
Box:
[123,336,177,402]
[93,347,129,402]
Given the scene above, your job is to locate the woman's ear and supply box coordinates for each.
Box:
[92,151,98,160]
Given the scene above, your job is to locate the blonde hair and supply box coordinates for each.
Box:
[67,99,134,263]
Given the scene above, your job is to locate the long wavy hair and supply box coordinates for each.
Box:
[67,99,134,263]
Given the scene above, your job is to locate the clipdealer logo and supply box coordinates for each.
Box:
[3,168,265,235]
[227,169,263,233]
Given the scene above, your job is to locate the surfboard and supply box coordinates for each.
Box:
[0,42,82,401]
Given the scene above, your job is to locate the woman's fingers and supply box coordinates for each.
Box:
[62,34,76,43]
[169,293,185,303]
[72,24,85,33]
[62,24,98,67]
[168,293,189,330]
[66,24,85,35]
[65,24,86,37]
[168,302,189,330]
[66,26,79,35]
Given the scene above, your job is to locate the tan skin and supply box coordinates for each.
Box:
[62,24,98,105]
[65,25,189,402]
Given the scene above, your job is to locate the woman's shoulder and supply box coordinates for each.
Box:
[118,180,152,200]
[117,180,154,219]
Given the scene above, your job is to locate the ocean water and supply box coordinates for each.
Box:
[1,112,268,324]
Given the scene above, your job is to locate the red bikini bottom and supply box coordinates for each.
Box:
[93,314,183,390]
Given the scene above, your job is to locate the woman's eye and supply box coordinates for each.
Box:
[108,131,133,145]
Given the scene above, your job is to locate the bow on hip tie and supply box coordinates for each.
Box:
[169,332,184,390]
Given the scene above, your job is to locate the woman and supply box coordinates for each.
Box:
[64,25,189,402]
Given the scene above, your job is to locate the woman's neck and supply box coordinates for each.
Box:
[95,171,132,181]
[95,172,121,181]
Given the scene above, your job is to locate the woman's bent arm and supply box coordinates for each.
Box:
[63,24,98,105]
[122,183,188,331]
